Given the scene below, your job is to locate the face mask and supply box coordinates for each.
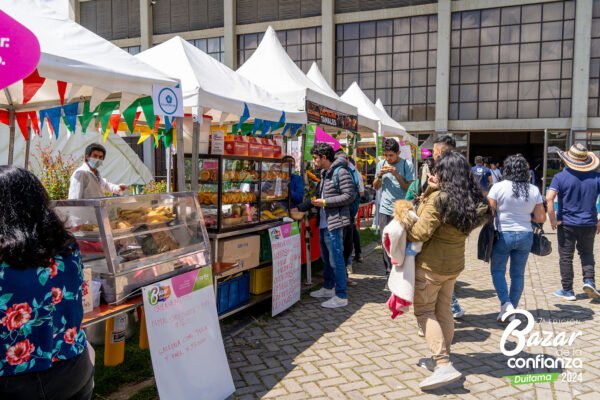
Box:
[87,158,103,169]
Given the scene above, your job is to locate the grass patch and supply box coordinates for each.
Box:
[92,324,154,399]
[359,227,380,248]
[128,385,158,400]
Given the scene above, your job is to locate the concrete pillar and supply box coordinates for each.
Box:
[321,0,336,87]
[68,0,80,22]
[140,0,153,50]
[434,0,451,134]
[224,0,237,69]
[571,0,593,131]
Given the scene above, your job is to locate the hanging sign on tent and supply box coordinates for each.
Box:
[152,84,184,118]
[269,223,302,317]
[0,10,41,90]
[315,125,341,152]
[306,100,358,132]
[143,266,235,400]
[377,136,383,158]
[303,124,317,162]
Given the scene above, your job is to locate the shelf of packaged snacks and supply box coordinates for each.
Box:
[218,291,273,320]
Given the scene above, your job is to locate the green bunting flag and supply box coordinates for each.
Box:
[138,96,156,130]
[96,101,120,133]
[163,128,174,148]
[122,100,139,133]
[78,101,95,134]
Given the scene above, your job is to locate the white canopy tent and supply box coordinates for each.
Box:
[135,37,305,125]
[306,63,378,134]
[375,98,418,144]
[1,0,181,186]
[237,26,357,120]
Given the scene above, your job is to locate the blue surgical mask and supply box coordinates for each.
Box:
[87,158,103,169]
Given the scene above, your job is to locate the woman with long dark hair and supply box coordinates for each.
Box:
[488,155,546,322]
[407,151,491,391]
[0,166,94,400]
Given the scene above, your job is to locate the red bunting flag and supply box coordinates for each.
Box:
[15,112,30,140]
[133,111,141,131]
[29,112,40,135]
[110,114,120,133]
[22,69,46,105]
[57,81,68,105]
[0,109,8,125]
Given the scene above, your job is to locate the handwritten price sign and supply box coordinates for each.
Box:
[270,223,302,317]
[0,10,41,90]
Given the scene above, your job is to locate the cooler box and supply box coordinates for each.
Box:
[250,265,273,295]
[217,273,250,315]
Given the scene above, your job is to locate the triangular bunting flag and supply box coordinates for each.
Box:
[252,119,262,136]
[272,111,285,131]
[29,112,40,135]
[62,102,79,133]
[239,103,250,125]
[164,115,173,132]
[95,101,119,133]
[22,69,46,105]
[0,110,8,125]
[261,120,273,136]
[289,123,301,136]
[110,114,121,133]
[78,101,95,133]
[139,96,156,130]
[163,128,174,148]
[57,81,68,105]
[15,112,30,140]
[122,100,139,133]
[39,106,62,139]
[281,124,291,136]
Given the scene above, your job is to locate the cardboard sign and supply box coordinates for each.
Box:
[152,84,184,117]
[143,267,235,400]
[269,223,301,317]
[0,10,41,90]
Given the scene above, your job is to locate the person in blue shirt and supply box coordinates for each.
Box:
[471,156,493,194]
[0,166,94,400]
[547,144,600,301]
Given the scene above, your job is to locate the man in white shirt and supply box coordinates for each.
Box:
[490,162,503,184]
[68,143,127,199]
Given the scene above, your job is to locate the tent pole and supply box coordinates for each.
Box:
[176,116,185,191]
[7,108,16,166]
[191,110,200,192]
[24,120,31,170]
[166,146,172,193]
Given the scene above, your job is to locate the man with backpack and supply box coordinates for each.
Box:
[373,138,415,276]
[295,143,356,308]
[471,156,493,194]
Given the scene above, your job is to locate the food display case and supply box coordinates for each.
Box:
[190,155,292,232]
[52,193,211,304]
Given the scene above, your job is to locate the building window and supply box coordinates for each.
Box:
[191,37,225,62]
[450,1,575,120]
[336,17,437,122]
[590,1,600,117]
[238,27,322,73]
[122,46,141,55]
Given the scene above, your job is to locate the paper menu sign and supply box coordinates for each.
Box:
[269,223,301,317]
[143,267,235,400]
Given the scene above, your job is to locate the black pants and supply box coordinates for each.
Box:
[378,213,394,274]
[0,347,94,400]
[343,223,354,265]
[353,224,362,257]
[557,225,596,291]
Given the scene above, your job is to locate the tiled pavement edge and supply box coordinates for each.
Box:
[224,227,600,399]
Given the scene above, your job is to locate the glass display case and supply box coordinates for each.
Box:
[190,155,292,232]
[52,193,211,304]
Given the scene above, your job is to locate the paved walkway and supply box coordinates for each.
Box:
[224,228,600,399]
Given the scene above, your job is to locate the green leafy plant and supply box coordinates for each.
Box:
[33,144,78,200]
[142,180,168,194]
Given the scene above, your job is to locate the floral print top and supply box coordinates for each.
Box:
[0,244,87,376]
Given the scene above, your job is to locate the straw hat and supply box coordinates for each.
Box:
[557,143,599,172]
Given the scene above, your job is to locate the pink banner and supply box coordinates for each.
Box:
[315,126,341,152]
[0,10,41,90]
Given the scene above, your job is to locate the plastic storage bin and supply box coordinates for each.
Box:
[250,265,273,295]
[217,273,250,315]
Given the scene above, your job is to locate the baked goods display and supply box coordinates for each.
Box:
[260,207,288,220]
[223,170,259,182]
[198,191,257,205]
[115,206,176,226]
[223,204,257,226]
[261,171,289,180]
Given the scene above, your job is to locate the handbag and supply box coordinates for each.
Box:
[531,223,552,256]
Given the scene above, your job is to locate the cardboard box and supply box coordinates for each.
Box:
[217,235,260,269]
[82,268,93,314]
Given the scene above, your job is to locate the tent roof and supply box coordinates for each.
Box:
[306,63,379,133]
[0,0,178,110]
[375,98,417,144]
[136,36,305,124]
[237,27,357,116]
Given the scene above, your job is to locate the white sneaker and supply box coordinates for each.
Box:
[321,296,348,308]
[497,302,515,322]
[310,287,335,299]
[419,363,463,391]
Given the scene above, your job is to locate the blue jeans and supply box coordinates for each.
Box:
[490,231,534,307]
[320,228,348,299]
